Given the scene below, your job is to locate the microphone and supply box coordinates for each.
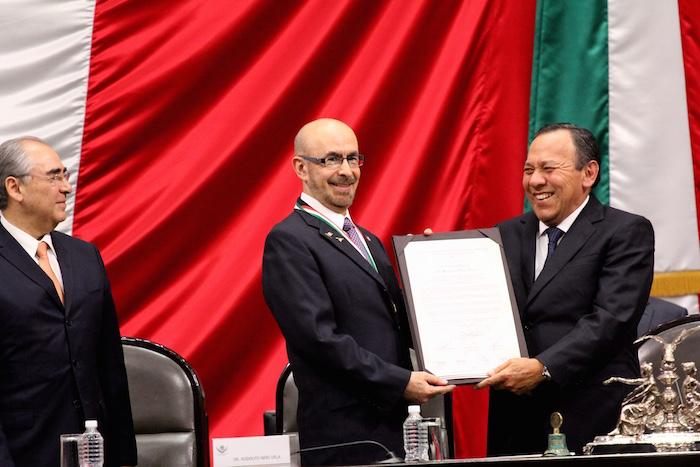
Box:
[291,440,403,464]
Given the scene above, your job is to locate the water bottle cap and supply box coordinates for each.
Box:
[408,405,421,414]
[85,419,98,428]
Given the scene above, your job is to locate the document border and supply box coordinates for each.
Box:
[392,228,528,385]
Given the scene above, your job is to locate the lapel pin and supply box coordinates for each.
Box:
[336,237,344,243]
[325,232,333,238]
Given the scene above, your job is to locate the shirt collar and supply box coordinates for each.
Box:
[538,195,590,237]
[300,192,352,232]
[0,212,56,259]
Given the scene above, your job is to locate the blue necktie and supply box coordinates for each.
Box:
[343,218,369,262]
[545,227,564,262]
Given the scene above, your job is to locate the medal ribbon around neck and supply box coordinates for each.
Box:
[296,202,378,272]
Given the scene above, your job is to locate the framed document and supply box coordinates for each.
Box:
[392,228,527,385]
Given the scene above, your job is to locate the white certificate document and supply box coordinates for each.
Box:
[393,228,527,384]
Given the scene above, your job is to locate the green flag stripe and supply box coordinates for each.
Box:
[527,0,610,210]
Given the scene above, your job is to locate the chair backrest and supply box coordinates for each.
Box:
[122,336,209,467]
[275,362,298,434]
[637,314,700,392]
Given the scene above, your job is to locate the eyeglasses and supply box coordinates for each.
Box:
[16,171,71,185]
[300,154,365,168]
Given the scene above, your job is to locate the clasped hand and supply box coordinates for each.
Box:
[403,371,456,404]
[473,358,546,395]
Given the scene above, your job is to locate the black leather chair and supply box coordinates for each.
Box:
[263,363,298,436]
[122,337,209,467]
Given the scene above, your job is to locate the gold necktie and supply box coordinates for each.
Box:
[36,241,64,304]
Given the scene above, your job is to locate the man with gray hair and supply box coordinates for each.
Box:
[0,137,136,466]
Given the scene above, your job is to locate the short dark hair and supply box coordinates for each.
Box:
[533,123,601,187]
[0,137,41,210]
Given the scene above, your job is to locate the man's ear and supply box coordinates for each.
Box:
[292,156,308,181]
[5,176,23,203]
[583,160,599,189]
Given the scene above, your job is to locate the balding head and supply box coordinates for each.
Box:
[292,118,361,214]
[294,118,358,158]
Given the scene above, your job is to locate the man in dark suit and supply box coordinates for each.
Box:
[262,118,454,466]
[474,123,655,455]
[0,137,136,466]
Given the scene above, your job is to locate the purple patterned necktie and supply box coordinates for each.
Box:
[545,227,564,262]
[343,218,369,262]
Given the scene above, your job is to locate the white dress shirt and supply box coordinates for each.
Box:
[0,212,64,290]
[300,192,370,257]
[534,195,590,280]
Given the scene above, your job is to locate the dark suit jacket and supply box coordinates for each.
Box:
[488,195,654,455]
[637,297,688,337]
[262,201,412,466]
[0,225,137,467]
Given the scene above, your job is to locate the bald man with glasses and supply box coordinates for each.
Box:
[262,119,454,466]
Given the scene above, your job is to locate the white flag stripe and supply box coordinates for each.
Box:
[608,0,699,313]
[0,0,96,234]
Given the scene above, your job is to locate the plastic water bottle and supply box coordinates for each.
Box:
[80,420,104,467]
[403,405,428,462]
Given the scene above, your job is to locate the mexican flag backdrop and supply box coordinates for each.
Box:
[1,0,698,459]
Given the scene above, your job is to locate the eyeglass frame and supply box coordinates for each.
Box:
[299,153,365,168]
[13,169,71,185]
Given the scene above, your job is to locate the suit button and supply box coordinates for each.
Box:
[65,319,72,327]
[523,322,533,330]
[73,400,82,409]
[72,359,79,367]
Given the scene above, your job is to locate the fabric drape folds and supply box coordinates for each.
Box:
[11,0,534,458]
